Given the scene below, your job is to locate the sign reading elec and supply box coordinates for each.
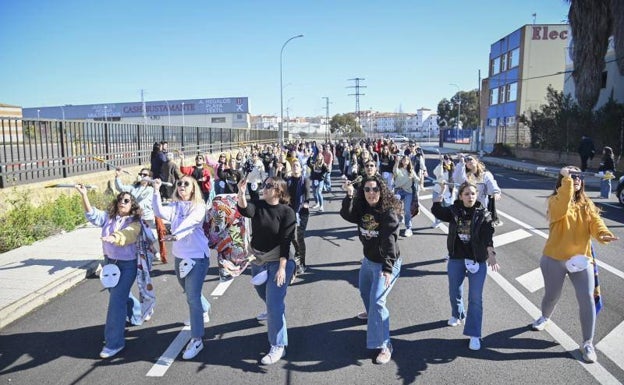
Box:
[532,26,568,40]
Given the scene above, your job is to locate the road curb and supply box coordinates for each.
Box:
[0,259,102,330]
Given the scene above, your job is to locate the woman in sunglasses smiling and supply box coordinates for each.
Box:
[237,176,296,365]
[152,176,211,360]
[531,166,618,363]
[340,175,402,365]
[75,186,143,359]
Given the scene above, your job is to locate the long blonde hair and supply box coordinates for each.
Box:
[173,176,205,208]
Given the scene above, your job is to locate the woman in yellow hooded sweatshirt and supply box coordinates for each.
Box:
[532,166,618,364]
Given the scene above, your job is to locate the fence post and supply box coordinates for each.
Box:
[137,125,142,165]
[58,121,68,178]
[104,122,110,172]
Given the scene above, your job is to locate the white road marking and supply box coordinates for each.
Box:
[515,268,544,293]
[419,205,622,384]
[210,279,234,296]
[146,275,235,376]
[498,209,624,279]
[601,202,621,209]
[146,327,191,377]
[493,229,532,247]
[596,321,624,370]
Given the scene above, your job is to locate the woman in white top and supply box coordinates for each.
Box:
[393,155,418,237]
[152,176,210,360]
[452,154,501,214]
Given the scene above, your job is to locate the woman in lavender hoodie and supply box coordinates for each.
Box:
[152,175,210,360]
[76,185,143,359]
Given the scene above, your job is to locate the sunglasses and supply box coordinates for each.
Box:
[117,197,131,204]
[176,181,191,187]
[570,173,584,180]
[364,186,380,193]
[365,164,376,168]
[138,173,150,177]
[465,156,474,161]
[263,183,277,190]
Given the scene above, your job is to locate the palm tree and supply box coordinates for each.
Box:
[568,0,624,110]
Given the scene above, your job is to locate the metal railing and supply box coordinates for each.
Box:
[0,118,280,188]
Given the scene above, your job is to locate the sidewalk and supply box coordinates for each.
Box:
[0,225,104,329]
[0,154,617,330]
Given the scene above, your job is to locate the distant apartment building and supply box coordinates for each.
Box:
[564,35,624,109]
[251,114,279,130]
[22,97,251,129]
[360,108,438,138]
[483,24,569,151]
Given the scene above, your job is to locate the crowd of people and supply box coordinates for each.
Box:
[78,136,616,366]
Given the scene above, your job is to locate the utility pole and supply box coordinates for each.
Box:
[347,78,366,127]
[141,89,147,125]
[322,96,331,142]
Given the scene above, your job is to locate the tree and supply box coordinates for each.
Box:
[567,0,624,110]
[436,89,480,129]
[329,113,362,137]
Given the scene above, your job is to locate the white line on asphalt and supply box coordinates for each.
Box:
[601,202,622,209]
[418,205,622,384]
[515,268,544,293]
[493,229,532,248]
[146,327,191,377]
[210,279,234,296]
[498,209,624,279]
[596,321,624,370]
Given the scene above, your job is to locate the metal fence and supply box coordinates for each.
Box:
[0,118,279,188]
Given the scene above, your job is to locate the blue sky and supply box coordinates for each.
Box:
[1,0,569,118]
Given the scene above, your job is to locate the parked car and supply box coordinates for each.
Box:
[389,135,409,142]
[616,175,624,205]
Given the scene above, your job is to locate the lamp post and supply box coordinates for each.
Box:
[181,102,185,126]
[279,34,303,147]
[165,100,171,126]
[449,83,461,143]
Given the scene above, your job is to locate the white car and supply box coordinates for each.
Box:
[389,135,409,142]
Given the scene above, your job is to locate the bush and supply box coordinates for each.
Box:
[0,190,113,253]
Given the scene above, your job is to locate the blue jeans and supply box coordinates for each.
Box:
[395,188,413,230]
[359,257,401,349]
[312,180,324,207]
[447,258,487,338]
[175,257,210,339]
[251,260,296,346]
[104,258,138,350]
[323,171,332,192]
[600,178,612,198]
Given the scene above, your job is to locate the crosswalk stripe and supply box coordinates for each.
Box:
[596,321,624,370]
[146,327,191,377]
[493,229,532,247]
[515,268,544,292]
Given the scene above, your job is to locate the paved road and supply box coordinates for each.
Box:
[1,158,624,385]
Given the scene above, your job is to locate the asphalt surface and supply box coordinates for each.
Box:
[1,152,624,385]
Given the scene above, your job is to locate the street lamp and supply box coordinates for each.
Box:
[449,83,461,143]
[279,34,304,147]
[164,100,171,126]
[181,102,185,126]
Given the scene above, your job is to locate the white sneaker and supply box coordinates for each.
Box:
[256,311,268,321]
[356,311,368,320]
[469,337,481,351]
[319,206,324,212]
[531,316,550,331]
[184,311,210,326]
[261,345,285,365]
[432,219,441,228]
[182,338,203,359]
[99,346,123,359]
[404,229,412,237]
[311,203,320,209]
[581,340,597,363]
[448,316,462,327]
[144,309,154,322]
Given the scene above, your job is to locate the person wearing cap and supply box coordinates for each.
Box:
[453,154,503,226]
[75,186,143,359]
[531,166,618,363]
[152,176,211,360]
[340,175,402,365]
[431,181,499,351]
[236,176,296,365]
